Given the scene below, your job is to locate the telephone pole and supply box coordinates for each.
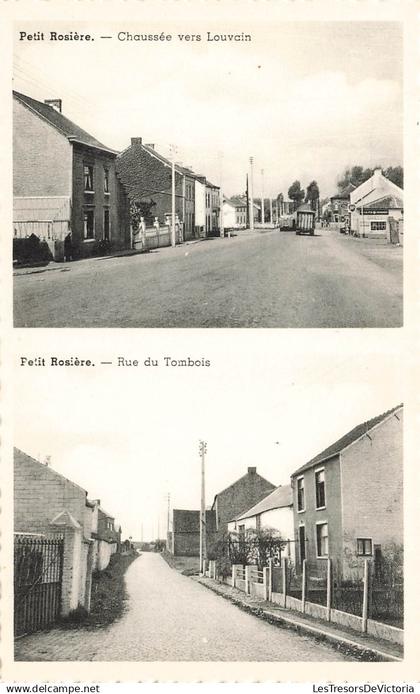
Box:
[249,157,255,232]
[199,440,207,574]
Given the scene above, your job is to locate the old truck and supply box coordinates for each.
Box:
[295,209,316,236]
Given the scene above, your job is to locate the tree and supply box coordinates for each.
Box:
[305,180,320,212]
[383,166,403,189]
[288,181,305,211]
[337,165,403,192]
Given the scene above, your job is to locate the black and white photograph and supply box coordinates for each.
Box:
[11,340,403,664]
[1,0,418,687]
[12,20,404,328]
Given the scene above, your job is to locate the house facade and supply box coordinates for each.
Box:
[13,91,130,260]
[223,197,248,229]
[212,467,276,535]
[14,448,96,613]
[171,509,217,557]
[290,405,403,579]
[228,485,294,561]
[116,139,196,241]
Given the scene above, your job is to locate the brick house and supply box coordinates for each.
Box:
[14,448,96,613]
[116,138,196,240]
[13,91,131,260]
[212,467,276,535]
[171,509,217,557]
[290,405,403,579]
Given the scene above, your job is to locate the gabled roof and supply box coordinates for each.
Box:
[225,196,247,208]
[234,485,292,522]
[13,91,115,154]
[291,405,403,477]
[140,143,199,179]
[212,468,275,507]
[14,447,88,495]
[364,194,403,210]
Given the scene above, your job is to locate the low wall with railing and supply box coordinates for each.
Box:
[210,558,403,645]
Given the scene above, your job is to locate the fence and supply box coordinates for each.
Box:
[208,556,403,645]
[13,220,69,242]
[132,225,173,252]
[14,534,64,636]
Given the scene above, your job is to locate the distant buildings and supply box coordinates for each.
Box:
[212,466,276,535]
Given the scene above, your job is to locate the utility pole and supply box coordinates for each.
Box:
[246,174,249,228]
[199,440,207,574]
[249,157,255,232]
[270,197,273,225]
[170,144,176,247]
[261,168,265,225]
[167,492,171,535]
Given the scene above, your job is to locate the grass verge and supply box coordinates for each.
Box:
[59,551,139,629]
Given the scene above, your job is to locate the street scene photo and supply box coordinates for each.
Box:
[13,344,403,662]
[12,21,403,328]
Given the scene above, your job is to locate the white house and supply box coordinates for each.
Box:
[350,169,403,241]
[223,196,248,229]
[228,485,295,561]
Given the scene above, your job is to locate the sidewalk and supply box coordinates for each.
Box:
[195,576,403,663]
[13,236,220,276]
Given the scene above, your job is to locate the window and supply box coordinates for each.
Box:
[104,209,110,241]
[84,165,94,192]
[357,538,372,556]
[83,210,94,239]
[297,476,305,511]
[103,168,109,194]
[299,525,306,564]
[315,469,326,509]
[316,522,329,557]
[370,221,386,231]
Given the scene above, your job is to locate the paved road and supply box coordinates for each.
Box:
[15,553,352,661]
[14,230,402,328]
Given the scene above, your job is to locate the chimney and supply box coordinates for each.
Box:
[44,99,62,113]
[145,143,155,150]
[131,137,142,146]
[248,466,256,475]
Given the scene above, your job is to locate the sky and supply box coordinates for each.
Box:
[14,333,403,541]
[13,21,403,198]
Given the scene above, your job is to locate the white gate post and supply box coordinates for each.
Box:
[282,557,287,608]
[301,558,307,613]
[268,558,273,601]
[362,559,369,633]
[326,558,332,621]
[232,564,238,588]
[263,566,270,601]
[245,565,251,594]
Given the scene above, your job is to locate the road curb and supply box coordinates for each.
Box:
[196,578,402,663]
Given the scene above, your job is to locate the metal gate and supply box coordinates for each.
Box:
[14,534,64,636]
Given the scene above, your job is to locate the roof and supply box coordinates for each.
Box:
[13,91,115,153]
[212,468,275,507]
[295,203,314,213]
[291,405,403,476]
[234,485,292,522]
[225,196,247,208]
[173,509,217,533]
[14,447,88,495]
[363,194,403,210]
[141,143,200,179]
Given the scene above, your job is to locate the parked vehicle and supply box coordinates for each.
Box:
[278,215,294,231]
[295,209,316,236]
